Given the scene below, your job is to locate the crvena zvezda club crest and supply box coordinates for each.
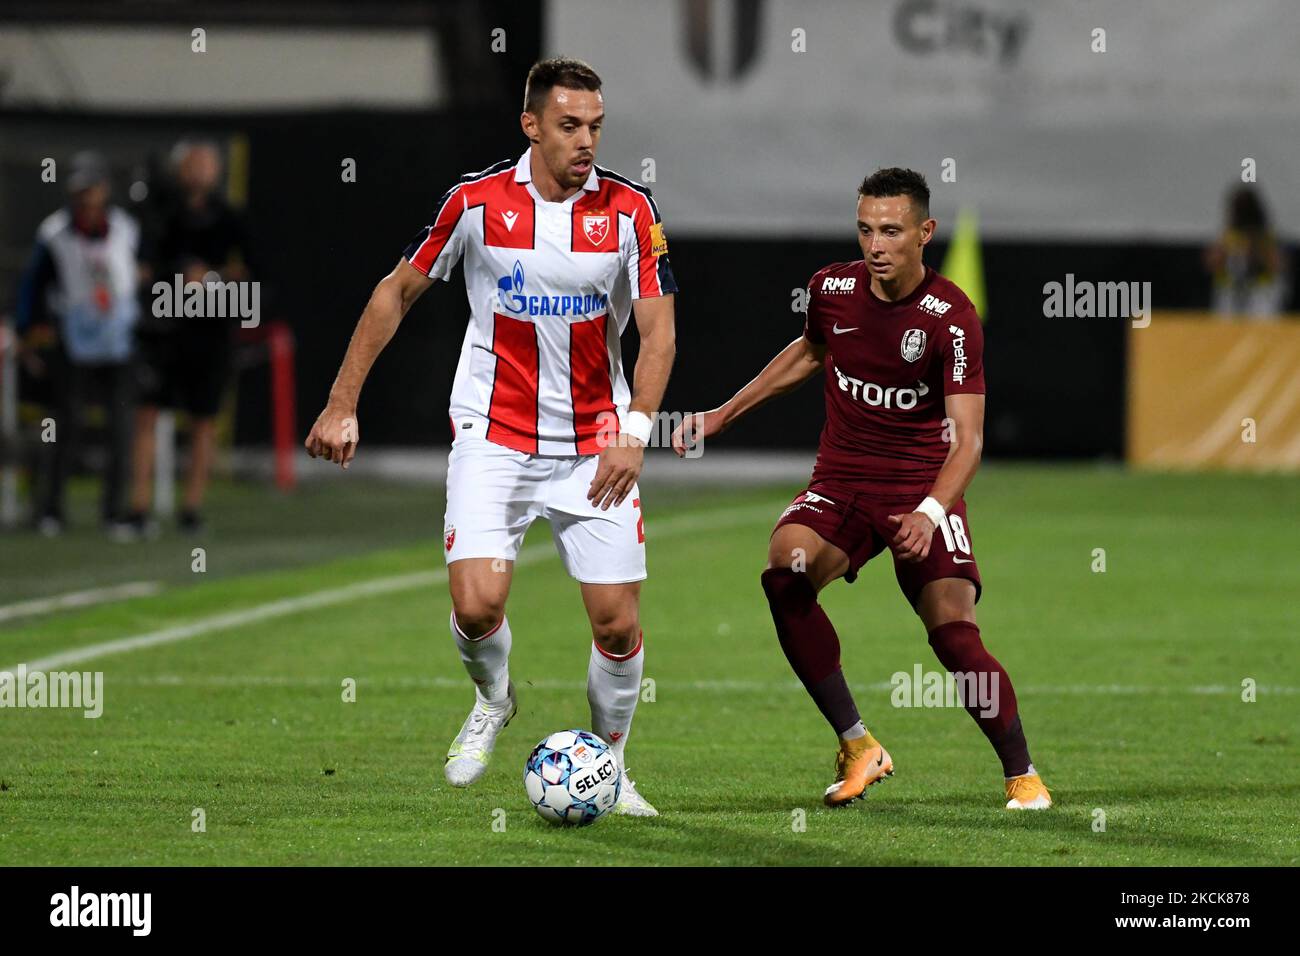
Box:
[583,214,609,245]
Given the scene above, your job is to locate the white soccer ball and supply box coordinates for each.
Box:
[523,729,621,826]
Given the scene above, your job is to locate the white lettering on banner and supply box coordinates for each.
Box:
[547,0,1300,239]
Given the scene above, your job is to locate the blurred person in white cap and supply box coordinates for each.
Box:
[15,150,143,537]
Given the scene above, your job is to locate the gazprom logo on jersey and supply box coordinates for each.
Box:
[833,364,930,410]
[497,260,608,317]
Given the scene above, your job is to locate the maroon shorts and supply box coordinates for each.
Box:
[772,482,982,609]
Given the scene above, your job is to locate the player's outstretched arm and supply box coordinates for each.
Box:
[671,335,825,457]
[305,258,433,469]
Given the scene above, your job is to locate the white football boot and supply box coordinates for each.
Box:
[611,767,659,817]
[444,683,516,787]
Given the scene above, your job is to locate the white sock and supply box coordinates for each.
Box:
[451,611,512,706]
[587,631,644,766]
[839,721,867,741]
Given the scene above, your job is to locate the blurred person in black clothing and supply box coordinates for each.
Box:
[15,152,143,537]
[127,140,254,536]
[1204,185,1290,319]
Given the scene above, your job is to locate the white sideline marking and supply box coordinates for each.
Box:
[104,675,1300,696]
[0,503,778,680]
[0,581,162,624]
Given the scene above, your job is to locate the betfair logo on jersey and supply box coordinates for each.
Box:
[833,364,931,410]
[821,276,857,294]
[918,293,952,316]
[497,260,608,317]
[948,324,968,384]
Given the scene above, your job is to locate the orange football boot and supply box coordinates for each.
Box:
[824,735,894,807]
[1005,772,1053,810]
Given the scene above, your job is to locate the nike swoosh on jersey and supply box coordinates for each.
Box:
[952,557,975,564]
[832,323,859,334]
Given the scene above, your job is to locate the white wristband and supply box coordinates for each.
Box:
[623,411,654,445]
[916,496,946,529]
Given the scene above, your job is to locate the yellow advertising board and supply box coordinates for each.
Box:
[1128,313,1300,471]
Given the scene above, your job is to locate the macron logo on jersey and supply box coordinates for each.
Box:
[918,293,952,317]
[501,210,519,232]
[821,276,857,294]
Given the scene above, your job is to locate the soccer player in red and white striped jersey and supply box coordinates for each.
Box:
[306,58,677,815]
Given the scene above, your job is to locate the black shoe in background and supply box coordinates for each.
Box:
[178,509,207,535]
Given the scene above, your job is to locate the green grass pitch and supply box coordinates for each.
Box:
[1,464,1296,865]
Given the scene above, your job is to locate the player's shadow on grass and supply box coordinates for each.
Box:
[876,792,1283,860]
[593,814,963,867]
[1062,780,1300,804]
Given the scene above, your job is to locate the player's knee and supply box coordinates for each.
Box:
[449,567,509,637]
[760,567,816,612]
[765,533,811,573]
[590,613,639,656]
[927,619,982,658]
[917,580,977,631]
[450,598,505,639]
[925,600,973,629]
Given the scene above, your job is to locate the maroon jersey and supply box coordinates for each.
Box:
[803,261,984,497]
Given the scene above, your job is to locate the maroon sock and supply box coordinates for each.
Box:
[926,620,1032,776]
[761,568,861,735]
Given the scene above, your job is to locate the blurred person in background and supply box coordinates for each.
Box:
[126,139,254,537]
[1204,185,1290,319]
[15,151,142,537]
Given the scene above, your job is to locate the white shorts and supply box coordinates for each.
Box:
[443,430,647,584]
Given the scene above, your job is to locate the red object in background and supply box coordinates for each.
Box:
[268,322,297,490]
[239,320,297,490]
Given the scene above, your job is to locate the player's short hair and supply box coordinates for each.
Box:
[858,168,931,223]
[523,57,602,115]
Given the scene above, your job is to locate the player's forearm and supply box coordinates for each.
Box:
[628,324,675,417]
[326,277,409,409]
[927,427,983,511]
[719,337,822,430]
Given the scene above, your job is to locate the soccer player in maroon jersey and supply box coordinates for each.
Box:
[673,168,1051,810]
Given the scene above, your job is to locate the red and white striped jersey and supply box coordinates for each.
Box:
[403,149,677,456]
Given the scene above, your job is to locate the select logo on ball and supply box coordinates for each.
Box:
[523,729,622,826]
